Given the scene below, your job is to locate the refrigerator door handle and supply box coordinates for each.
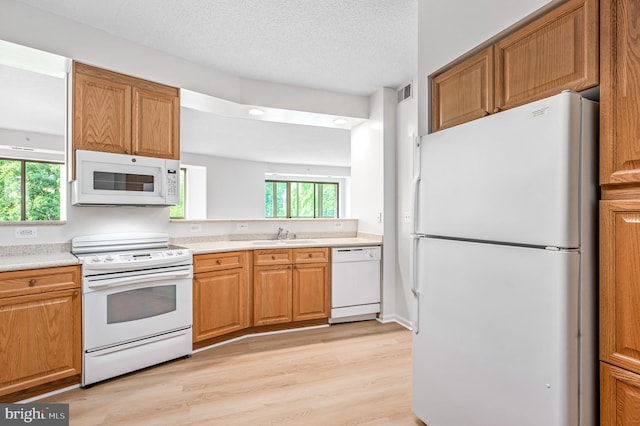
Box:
[410,134,422,235]
[410,234,421,334]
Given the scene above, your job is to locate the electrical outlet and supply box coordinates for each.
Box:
[189,224,202,233]
[403,212,411,224]
[15,227,37,239]
[334,222,343,229]
[237,223,249,231]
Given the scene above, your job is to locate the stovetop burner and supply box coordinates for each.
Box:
[72,232,192,274]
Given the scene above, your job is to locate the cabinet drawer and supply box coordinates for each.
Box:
[194,251,246,273]
[253,249,293,266]
[294,247,329,264]
[0,266,80,299]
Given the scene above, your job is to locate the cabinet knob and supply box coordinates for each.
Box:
[493,107,502,113]
[216,260,221,265]
[308,253,313,258]
[483,110,490,116]
[73,290,79,297]
[29,279,36,287]
[271,255,276,260]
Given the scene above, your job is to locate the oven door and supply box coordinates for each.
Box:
[83,267,192,351]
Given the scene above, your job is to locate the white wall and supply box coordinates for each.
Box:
[0,128,64,162]
[394,87,418,325]
[351,91,385,235]
[350,88,399,321]
[180,152,266,219]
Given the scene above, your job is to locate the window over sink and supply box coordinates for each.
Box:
[265,179,338,218]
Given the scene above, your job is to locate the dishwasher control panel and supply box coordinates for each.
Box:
[332,246,381,262]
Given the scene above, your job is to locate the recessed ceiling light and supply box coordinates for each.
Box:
[248,108,265,116]
[333,118,348,125]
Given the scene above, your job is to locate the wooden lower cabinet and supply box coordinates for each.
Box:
[193,248,330,344]
[193,251,251,343]
[293,263,330,321]
[601,362,640,425]
[193,269,247,340]
[600,200,640,374]
[0,266,81,399]
[253,248,330,326]
[253,265,293,326]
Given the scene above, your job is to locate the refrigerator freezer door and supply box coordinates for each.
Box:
[417,91,586,248]
[412,238,580,426]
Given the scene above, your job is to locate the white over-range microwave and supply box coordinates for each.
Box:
[72,149,180,206]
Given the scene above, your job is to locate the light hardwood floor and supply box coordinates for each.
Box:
[43,321,424,425]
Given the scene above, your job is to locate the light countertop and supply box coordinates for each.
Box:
[0,252,80,273]
[0,237,381,272]
[178,237,382,255]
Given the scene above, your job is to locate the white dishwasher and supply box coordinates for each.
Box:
[330,246,381,323]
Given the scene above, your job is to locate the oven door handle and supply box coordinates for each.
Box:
[86,269,192,289]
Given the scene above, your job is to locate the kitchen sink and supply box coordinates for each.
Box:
[280,239,315,244]
[251,239,315,245]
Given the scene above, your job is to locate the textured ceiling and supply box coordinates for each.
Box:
[13,0,417,96]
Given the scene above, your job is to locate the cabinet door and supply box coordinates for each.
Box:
[495,0,598,112]
[293,263,330,321]
[193,269,247,341]
[131,85,180,159]
[253,265,292,326]
[432,47,494,132]
[0,289,81,397]
[601,362,640,425]
[601,0,640,185]
[601,201,640,374]
[73,65,131,154]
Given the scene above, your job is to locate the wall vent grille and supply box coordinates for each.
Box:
[397,82,412,103]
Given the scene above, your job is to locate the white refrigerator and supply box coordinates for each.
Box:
[410,91,598,426]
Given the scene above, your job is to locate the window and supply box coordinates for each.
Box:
[0,158,62,221]
[265,180,338,218]
[169,168,186,219]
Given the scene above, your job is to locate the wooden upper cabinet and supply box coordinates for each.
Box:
[600,201,640,374]
[432,47,494,132]
[73,62,180,159]
[132,86,180,159]
[600,0,640,186]
[495,0,598,112]
[73,69,132,154]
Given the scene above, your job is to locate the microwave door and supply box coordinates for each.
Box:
[73,150,169,206]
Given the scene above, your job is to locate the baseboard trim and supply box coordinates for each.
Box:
[377,314,412,331]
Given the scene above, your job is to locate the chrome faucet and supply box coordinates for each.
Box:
[275,227,284,240]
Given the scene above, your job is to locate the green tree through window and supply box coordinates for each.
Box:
[265,180,338,218]
[0,159,61,221]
